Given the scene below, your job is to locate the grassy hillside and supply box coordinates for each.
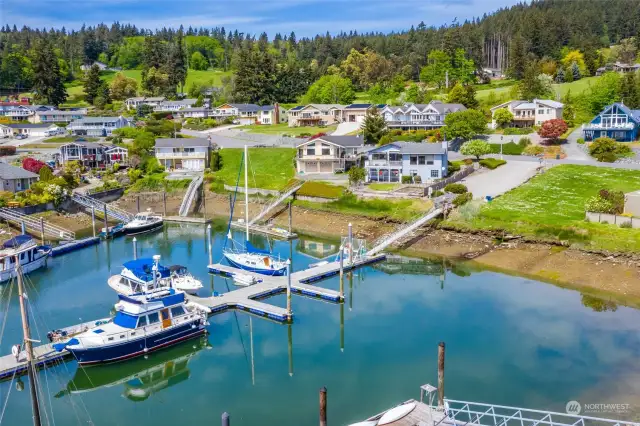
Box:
[209,148,296,190]
[476,76,602,103]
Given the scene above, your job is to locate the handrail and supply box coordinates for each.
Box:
[178,175,203,217]
[248,180,303,226]
[0,207,75,240]
[71,193,134,222]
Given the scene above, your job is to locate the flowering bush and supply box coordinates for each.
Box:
[22,157,48,174]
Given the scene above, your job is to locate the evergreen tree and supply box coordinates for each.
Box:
[571,62,581,81]
[507,34,527,80]
[31,38,67,106]
[83,63,102,104]
[361,107,387,145]
[168,30,187,93]
[555,67,565,83]
[619,72,640,108]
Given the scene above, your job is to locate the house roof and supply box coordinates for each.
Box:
[0,163,39,180]
[289,105,304,111]
[303,104,344,111]
[383,101,464,114]
[535,99,564,109]
[71,116,125,124]
[36,110,86,116]
[127,97,146,102]
[366,141,446,155]
[145,97,166,102]
[60,141,106,149]
[6,123,56,129]
[345,104,372,109]
[182,107,211,113]
[154,138,210,148]
[296,135,364,148]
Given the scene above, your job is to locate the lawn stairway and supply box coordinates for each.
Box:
[178,175,203,217]
[366,207,443,256]
[248,180,304,226]
[71,193,134,223]
[0,208,75,240]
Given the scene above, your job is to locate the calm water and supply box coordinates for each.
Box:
[1,223,639,425]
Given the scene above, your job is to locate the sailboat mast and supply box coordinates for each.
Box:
[16,257,42,426]
[244,145,250,241]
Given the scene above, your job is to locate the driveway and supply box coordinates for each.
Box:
[459,160,540,200]
[562,127,592,161]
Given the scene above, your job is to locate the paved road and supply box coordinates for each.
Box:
[562,127,592,161]
[458,161,540,200]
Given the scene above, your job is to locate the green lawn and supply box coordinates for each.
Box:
[43,136,98,143]
[476,75,602,103]
[210,148,296,190]
[445,165,640,252]
[297,181,345,199]
[368,183,400,191]
[237,123,337,136]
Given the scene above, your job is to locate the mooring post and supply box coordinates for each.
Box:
[207,224,213,265]
[133,237,137,260]
[202,184,206,220]
[340,302,344,353]
[103,204,109,238]
[91,206,96,238]
[39,217,45,244]
[136,195,140,213]
[348,223,353,266]
[221,412,230,426]
[288,201,292,234]
[339,247,344,299]
[163,191,167,217]
[319,387,327,426]
[20,221,25,235]
[286,259,292,319]
[438,341,445,408]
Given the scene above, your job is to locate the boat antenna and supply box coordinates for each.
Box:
[244,145,250,242]
[15,256,42,426]
[152,255,161,290]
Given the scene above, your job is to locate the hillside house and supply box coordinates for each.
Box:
[295,135,364,174]
[154,99,198,113]
[68,116,130,137]
[154,138,211,171]
[364,141,448,183]
[288,104,344,127]
[31,109,87,124]
[59,141,116,169]
[582,103,640,142]
[6,123,61,137]
[490,99,564,128]
[381,101,466,130]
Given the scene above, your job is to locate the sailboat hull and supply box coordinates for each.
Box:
[224,253,287,276]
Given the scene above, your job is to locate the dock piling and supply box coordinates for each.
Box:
[163,192,167,217]
[102,204,108,238]
[438,342,445,408]
[221,412,230,426]
[339,247,344,299]
[136,195,140,213]
[287,323,293,377]
[340,302,344,353]
[288,201,292,234]
[286,259,292,318]
[348,223,353,265]
[39,217,45,244]
[132,237,137,260]
[20,221,25,235]
[91,207,96,238]
[207,224,213,265]
[202,185,206,220]
[319,387,327,426]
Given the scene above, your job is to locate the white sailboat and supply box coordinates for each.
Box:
[222,146,287,276]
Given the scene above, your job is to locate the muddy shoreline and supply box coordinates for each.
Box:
[47,191,640,308]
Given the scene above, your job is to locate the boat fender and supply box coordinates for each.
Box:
[143,347,148,353]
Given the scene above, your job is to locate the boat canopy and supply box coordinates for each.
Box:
[123,258,170,281]
[3,235,33,249]
[169,265,187,273]
[245,240,270,255]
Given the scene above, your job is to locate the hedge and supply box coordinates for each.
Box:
[0,146,16,156]
[444,183,468,194]
[479,158,507,169]
[503,127,534,135]
[453,192,473,207]
[488,142,524,155]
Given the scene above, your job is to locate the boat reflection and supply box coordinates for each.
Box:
[296,237,340,260]
[56,336,209,401]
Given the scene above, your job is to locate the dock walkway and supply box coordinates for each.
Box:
[0,343,70,381]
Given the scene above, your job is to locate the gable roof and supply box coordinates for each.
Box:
[345,104,372,109]
[6,123,56,129]
[296,135,364,148]
[70,116,126,125]
[0,163,39,180]
[60,141,106,149]
[36,110,86,116]
[597,103,640,123]
[154,138,210,148]
[366,141,446,155]
[535,99,564,109]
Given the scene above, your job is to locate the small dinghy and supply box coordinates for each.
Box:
[233,273,261,287]
[377,401,418,425]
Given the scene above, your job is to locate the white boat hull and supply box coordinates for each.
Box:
[0,253,48,283]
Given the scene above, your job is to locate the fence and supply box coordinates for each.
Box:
[423,166,475,196]
[585,211,640,228]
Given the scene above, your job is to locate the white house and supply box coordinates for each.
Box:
[154,138,211,171]
[257,105,287,125]
[381,101,466,130]
[31,109,87,124]
[288,104,344,127]
[176,108,212,119]
[59,141,114,169]
[364,141,449,183]
[0,124,12,138]
[0,104,34,121]
[490,99,564,129]
[154,99,197,113]
[341,104,382,124]
[295,135,365,174]
[67,116,130,137]
[6,123,61,137]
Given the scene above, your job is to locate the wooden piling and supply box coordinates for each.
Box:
[163,192,167,217]
[339,248,344,299]
[348,223,353,265]
[202,185,206,220]
[288,201,292,234]
[319,387,327,426]
[207,224,213,265]
[103,204,109,238]
[286,260,292,318]
[221,412,230,426]
[438,342,445,408]
[133,237,137,260]
[20,221,25,235]
[136,195,140,213]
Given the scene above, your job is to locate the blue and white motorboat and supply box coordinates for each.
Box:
[57,256,208,365]
[108,258,203,295]
[222,146,287,276]
[0,235,51,283]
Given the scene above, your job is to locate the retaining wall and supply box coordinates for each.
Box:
[585,211,640,228]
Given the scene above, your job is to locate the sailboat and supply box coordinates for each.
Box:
[222,146,287,276]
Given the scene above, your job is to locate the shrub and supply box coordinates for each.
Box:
[151,112,172,120]
[447,162,461,175]
[518,137,532,147]
[463,158,473,166]
[347,167,366,186]
[537,119,568,141]
[479,158,507,169]
[0,146,16,156]
[444,183,468,194]
[401,175,413,184]
[460,139,492,160]
[595,151,617,163]
[577,138,585,145]
[523,145,544,156]
[615,143,632,156]
[488,142,524,155]
[433,190,444,197]
[503,127,534,135]
[585,189,625,214]
[453,192,473,207]
[589,137,617,156]
[585,195,614,213]
[22,158,48,174]
[620,221,633,228]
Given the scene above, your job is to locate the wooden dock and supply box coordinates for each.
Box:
[230,221,297,240]
[164,216,212,224]
[0,343,71,381]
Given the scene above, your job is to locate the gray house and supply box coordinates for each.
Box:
[0,163,39,193]
[364,141,449,183]
[296,135,365,174]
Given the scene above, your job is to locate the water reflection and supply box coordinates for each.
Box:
[296,236,340,260]
[56,336,209,401]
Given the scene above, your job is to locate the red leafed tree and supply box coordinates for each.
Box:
[309,132,327,140]
[22,157,48,174]
[537,119,568,142]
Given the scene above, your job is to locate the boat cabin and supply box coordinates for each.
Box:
[0,235,43,271]
[118,258,171,293]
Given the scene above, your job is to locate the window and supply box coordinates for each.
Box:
[410,155,418,165]
[431,170,439,178]
[538,109,544,114]
[372,153,387,161]
[171,306,186,317]
[161,310,170,321]
[426,155,434,165]
[137,316,147,327]
[547,109,551,114]
[321,144,331,156]
[298,148,304,158]
[418,156,426,165]
[389,153,402,162]
[148,312,160,324]
[306,146,316,156]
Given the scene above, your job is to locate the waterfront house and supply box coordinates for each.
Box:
[210,103,284,125]
[295,135,364,174]
[364,141,448,183]
[176,107,212,119]
[0,103,34,121]
[125,97,167,111]
[59,141,116,169]
[288,104,345,127]
[0,163,39,193]
[6,123,61,137]
[381,101,466,130]
[490,99,563,128]
[31,109,87,124]
[341,104,381,124]
[257,105,287,125]
[582,103,640,142]
[154,99,198,113]
[154,138,211,171]
[0,125,12,138]
[68,116,130,137]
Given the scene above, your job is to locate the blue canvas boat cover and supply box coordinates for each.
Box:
[3,235,33,249]
[245,240,271,255]
[123,258,170,281]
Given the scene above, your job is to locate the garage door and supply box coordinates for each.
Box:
[319,161,333,173]
[305,161,317,173]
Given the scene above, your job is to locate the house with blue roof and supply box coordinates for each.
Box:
[583,103,640,142]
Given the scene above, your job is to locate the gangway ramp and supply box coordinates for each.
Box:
[248,180,304,226]
[71,192,133,222]
[178,175,203,217]
[0,207,75,240]
[366,208,443,256]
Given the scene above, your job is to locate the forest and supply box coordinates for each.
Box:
[2,0,640,107]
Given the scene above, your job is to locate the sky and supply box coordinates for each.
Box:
[1,0,522,37]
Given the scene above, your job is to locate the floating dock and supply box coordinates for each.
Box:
[0,343,70,381]
[50,237,100,257]
[164,216,212,224]
[230,221,297,240]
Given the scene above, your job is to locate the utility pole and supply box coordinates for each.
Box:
[16,259,42,426]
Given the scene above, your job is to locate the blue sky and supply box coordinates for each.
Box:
[2,0,521,37]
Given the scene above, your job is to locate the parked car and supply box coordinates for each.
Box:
[14,134,27,140]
